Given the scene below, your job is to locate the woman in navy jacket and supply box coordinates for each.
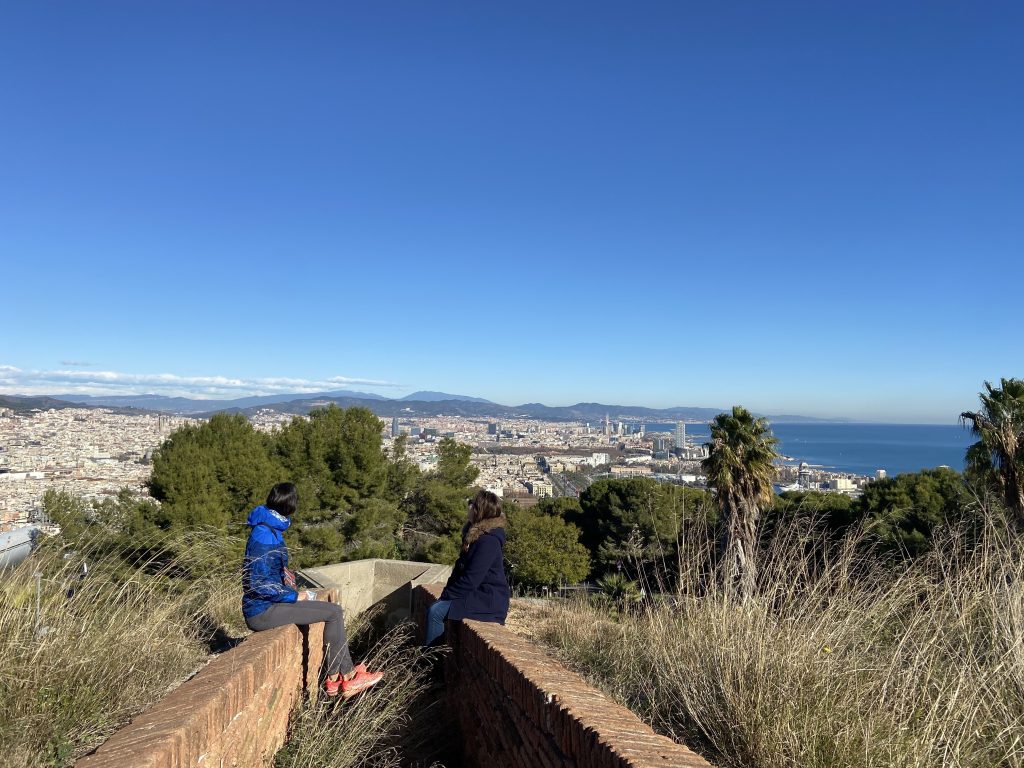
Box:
[424,489,510,646]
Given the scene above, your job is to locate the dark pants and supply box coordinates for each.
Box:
[246,600,353,676]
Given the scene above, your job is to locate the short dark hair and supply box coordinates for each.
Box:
[265,482,298,517]
[470,489,502,524]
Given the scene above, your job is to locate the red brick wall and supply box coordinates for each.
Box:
[75,590,337,768]
[414,584,714,768]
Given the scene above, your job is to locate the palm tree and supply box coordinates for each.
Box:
[702,406,779,601]
[960,378,1024,526]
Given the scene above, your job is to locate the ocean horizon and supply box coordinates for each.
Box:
[639,422,974,478]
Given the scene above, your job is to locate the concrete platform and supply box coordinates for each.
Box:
[298,558,452,627]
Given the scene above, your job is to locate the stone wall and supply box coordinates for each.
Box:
[75,589,337,768]
[413,584,714,768]
[74,575,713,768]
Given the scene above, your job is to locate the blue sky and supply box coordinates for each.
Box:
[2,2,1021,422]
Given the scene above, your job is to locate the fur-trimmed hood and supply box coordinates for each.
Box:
[460,514,506,553]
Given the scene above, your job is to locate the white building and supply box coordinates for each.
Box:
[831,477,856,493]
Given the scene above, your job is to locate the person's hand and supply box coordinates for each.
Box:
[297,589,317,602]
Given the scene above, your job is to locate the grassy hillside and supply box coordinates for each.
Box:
[522,523,1024,768]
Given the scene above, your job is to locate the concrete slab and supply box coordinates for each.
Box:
[298,558,452,626]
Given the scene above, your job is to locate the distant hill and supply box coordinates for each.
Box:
[17,390,846,424]
[399,391,493,404]
[201,396,508,419]
[0,394,148,415]
[52,390,389,414]
[1,394,84,412]
[514,402,727,423]
[204,397,830,424]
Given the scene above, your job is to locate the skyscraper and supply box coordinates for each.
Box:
[674,422,686,451]
[391,416,399,438]
[605,413,610,436]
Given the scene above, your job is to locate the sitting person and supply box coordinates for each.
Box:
[424,489,510,646]
[242,482,383,699]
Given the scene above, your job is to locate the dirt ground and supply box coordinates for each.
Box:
[504,597,558,643]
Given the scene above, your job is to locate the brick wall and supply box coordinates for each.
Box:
[75,590,337,768]
[414,584,714,768]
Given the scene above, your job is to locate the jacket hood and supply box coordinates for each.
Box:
[461,514,506,552]
[247,505,292,531]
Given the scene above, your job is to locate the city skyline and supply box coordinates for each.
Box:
[4,3,1022,424]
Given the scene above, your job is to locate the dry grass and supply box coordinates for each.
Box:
[274,620,437,768]
[530,527,1024,768]
[0,525,439,768]
[0,532,244,767]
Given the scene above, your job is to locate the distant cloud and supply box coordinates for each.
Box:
[0,364,401,399]
[59,360,93,367]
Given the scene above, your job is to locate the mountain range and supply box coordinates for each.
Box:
[3,391,841,423]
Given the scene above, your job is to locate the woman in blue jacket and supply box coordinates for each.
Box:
[243,482,382,699]
[424,489,510,646]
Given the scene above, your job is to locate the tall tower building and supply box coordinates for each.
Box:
[391,416,399,438]
[674,421,686,451]
[605,413,610,436]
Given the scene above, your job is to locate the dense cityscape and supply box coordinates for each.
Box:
[1,404,879,532]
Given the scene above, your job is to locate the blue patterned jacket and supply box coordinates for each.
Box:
[242,505,297,619]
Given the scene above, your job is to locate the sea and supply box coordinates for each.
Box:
[639,422,975,478]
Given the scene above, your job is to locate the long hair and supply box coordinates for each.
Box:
[469,489,502,525]
[265,482,298,518]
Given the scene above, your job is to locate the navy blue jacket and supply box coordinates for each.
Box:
[441,523,510,623]
[242,505,298,619]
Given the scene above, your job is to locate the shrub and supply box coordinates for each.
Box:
[506,509,590,588]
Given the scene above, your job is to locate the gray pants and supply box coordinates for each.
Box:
[246,600,353,676]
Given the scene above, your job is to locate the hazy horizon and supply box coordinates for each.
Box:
[0,364,978,424]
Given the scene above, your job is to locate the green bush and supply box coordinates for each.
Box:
[506,508,590,587]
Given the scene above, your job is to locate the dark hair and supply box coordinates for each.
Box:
[470,489,502,524]
[265,482,298,517]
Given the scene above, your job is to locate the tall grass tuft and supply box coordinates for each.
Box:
[274,622,435,768]
[531,522,1024,768]
[0,530,244,767]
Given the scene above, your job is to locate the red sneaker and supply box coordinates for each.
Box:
[340,668,384,699]
[324,675,343,698]
[323,664,373,698]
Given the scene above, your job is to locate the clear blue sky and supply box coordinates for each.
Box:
[2,2,1021,422]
